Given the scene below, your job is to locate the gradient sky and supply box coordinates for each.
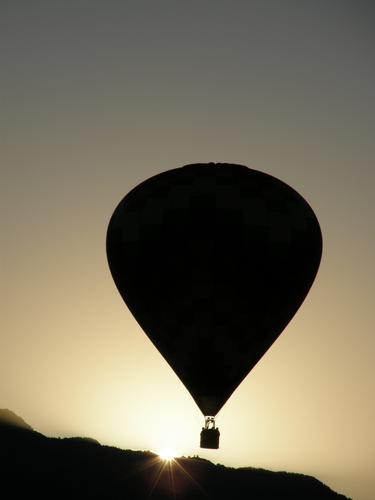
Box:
[2,2,374,499]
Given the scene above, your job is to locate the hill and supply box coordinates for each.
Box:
[0,409,350,499]
[0,408,34,430]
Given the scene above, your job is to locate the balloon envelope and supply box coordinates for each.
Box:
[106,163,322,416]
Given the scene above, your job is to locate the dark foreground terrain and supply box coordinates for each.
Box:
[0,409,350,499]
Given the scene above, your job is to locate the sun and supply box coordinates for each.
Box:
[158,447,177,461]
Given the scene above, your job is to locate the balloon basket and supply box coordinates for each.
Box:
[200,417,220,449]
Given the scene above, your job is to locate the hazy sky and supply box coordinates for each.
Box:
[2,2,374,499]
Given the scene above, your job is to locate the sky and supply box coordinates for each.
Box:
[1,1,374,499]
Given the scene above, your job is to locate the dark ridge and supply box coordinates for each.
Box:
[0,408,34,430]
[0,410,351,499]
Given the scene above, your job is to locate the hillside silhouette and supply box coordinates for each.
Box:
[0,409,350,499]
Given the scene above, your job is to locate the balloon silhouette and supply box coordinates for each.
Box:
[106,163,322,448]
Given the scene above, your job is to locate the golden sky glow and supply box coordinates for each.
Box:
[1,3,374,500]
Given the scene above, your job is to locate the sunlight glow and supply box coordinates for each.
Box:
[158,447,178,461]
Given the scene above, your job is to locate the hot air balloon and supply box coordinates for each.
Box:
[106,163,322,449]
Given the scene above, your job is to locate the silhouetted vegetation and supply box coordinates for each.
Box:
[0,410,350,499]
